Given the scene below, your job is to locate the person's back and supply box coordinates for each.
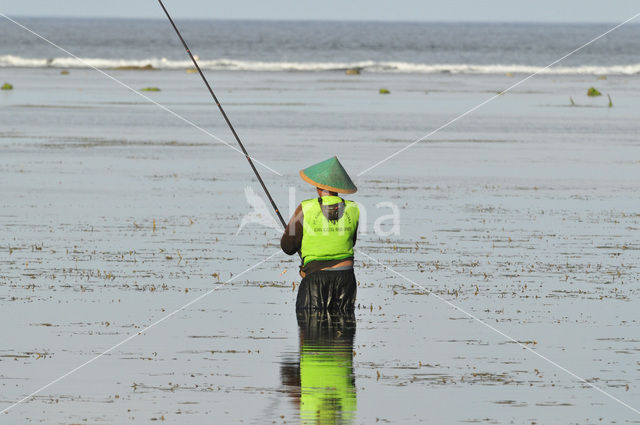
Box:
[281,157,359,312]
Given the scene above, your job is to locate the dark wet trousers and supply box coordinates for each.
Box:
[296,269,357,312]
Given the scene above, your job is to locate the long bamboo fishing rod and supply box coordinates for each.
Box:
[157,0,286,229]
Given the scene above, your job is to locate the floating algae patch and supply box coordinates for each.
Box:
[60,70,70,75]
[587,87,602,97]
[16,104,90,110]
[379,88,390,94]
[1,82,13,90]
[493,400,527,407]
[140,87,161,92]
[41,136,206,149]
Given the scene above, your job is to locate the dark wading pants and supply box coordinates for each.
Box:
[296,269,357,312]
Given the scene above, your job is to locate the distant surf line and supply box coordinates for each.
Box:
[2,55,640,75]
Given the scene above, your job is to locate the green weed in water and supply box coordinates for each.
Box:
[587,87,602,97]
[1,83,13,90]
[379,88,390,94]
[140,87,161,92]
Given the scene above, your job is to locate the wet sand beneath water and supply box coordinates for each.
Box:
[1,68,639,424]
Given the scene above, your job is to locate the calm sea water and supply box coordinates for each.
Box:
[1,18,640,73]
[1,14,639,425]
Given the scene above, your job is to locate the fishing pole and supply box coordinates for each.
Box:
[157,0,287,229]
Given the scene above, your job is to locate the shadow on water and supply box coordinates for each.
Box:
[280,311,357,425]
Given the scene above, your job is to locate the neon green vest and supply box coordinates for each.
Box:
[300,196,359,266]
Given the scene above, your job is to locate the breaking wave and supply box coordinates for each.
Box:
[2,55,640,75]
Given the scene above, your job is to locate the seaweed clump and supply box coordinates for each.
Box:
[379,88,390,95]
[1,83,13,90]
[587,87,602,97]
[140,87,161,92]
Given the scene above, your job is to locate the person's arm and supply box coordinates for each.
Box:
[280,204,303,255]
[352,222,358,247]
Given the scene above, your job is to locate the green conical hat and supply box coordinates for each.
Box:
[299,156,357,194]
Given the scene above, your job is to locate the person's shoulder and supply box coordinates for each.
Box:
[344,199,360,217]
[292,202,305,217]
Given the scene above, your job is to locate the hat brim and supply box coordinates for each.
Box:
[299,170,357,194]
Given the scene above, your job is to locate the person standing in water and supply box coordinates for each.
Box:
[281,156,359,312]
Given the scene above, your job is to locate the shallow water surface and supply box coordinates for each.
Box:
[0,68,639,424]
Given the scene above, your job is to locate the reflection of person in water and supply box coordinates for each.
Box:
[280,311,357,424]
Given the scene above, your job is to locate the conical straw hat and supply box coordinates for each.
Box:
[299,156,357,194]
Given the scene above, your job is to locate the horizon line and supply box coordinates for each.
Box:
[4,14,638,26]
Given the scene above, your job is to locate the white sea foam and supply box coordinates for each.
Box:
[2,55,640,75]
